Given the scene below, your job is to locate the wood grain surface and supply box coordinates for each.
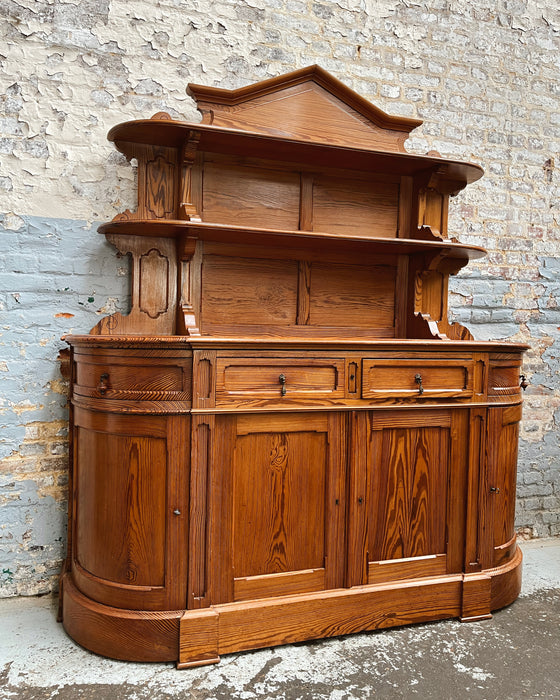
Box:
[63,68,526,667]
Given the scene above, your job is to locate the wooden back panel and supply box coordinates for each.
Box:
[200,247,397,337]
[312,174,399,238]
[202,159,301,230]
[199,154,401,239]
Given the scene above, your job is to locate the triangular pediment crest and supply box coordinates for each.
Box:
[187,66,421,153]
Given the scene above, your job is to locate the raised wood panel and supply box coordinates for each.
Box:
[313,175,399,237]
[137,145,178,220]
[233,429,327,578]
[139,248,170,318]
[489,407,520,562]
[202,161,300,229]
[201,255,298,326]
[237,413,328,434]
[367,417,450,569]
[309,262,396,330]
[71,409,189,611]
[75,428,167,588]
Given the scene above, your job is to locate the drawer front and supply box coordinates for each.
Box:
[488,361,522,396]
[74,357,191,404]
[76,361,184,392]
[216,357,344,403]
[362,359,473,399]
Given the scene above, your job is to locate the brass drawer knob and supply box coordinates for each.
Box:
[520,374,528,391]
[414,373,424,395]
[279,373,287,397]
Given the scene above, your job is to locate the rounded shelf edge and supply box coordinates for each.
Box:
[97,219,487,260]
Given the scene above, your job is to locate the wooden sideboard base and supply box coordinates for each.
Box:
[61,574,182,663]
[60,69,527,668]
[490,545,523,611]
[460,546,522,622]
[60,548,522,667]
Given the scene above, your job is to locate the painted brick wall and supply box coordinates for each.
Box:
[1,0,558,596]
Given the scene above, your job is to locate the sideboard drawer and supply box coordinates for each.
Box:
[216,357,344,403]
[73,356,192,409]
[488,360,522,396]
[362,359,473,399]
[76,361,184,393]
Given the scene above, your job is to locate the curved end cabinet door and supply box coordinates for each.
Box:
[488,405,522,568]
[71,407,189,611]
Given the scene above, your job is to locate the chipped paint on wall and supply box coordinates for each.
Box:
[1,0,559,595]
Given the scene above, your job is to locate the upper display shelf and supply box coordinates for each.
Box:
[98,219,486,262]
[107,65,483,190]
[108,119,483,187]
[92,68,487,340]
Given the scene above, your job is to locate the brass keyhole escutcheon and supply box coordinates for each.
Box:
[279,373,287,397]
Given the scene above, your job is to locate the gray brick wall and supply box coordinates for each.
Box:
[1,0,558,595]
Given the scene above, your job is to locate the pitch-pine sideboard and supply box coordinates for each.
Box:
[59,66,527,667]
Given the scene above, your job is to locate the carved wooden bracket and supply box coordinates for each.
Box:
[179,131,202,222]
[90,234,177,336]
[176,236,202,336]
[412,249,473,341]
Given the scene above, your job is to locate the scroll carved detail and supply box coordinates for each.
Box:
[112,209,135,223]
[413,254,473,340]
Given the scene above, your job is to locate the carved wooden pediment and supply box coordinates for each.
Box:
[187,65,422,153]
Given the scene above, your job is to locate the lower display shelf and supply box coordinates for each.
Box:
[61,547,522,668]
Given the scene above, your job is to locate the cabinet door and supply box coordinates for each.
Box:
[487,405,522,567]
[72,407,189,611]
[204,412,346,604]
[348,409,468,586]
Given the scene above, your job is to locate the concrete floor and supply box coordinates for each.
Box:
[1,539,559,700]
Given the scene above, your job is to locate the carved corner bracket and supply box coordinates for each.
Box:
[176,236,202,337]
[90,234,178,336]
[178,131,202,223]
[410,249,473,341]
